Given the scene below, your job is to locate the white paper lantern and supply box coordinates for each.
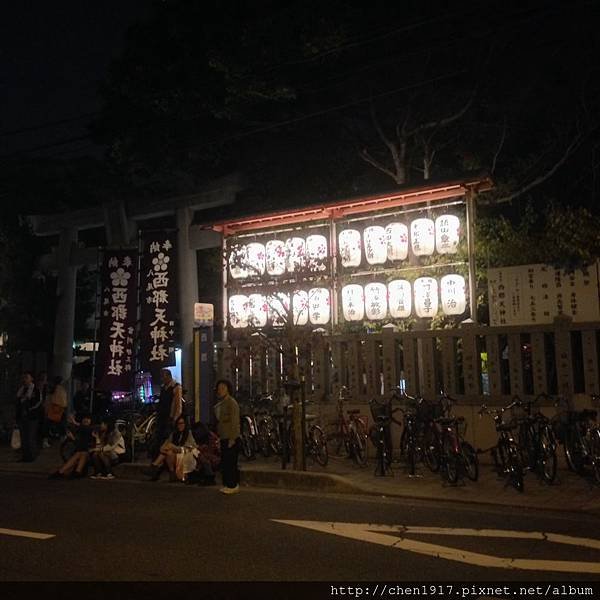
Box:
[267,292,290,327]
[364,282,388,320]
[435,214,461,254]
[338,229,362,267]
[411,218,435,256]
[228,245,248,279]
[247,293,268,327]
[308,288,331,325]
[285,237,306,272]
[306,234,328,271]
[363,226,387,265]
[440,274,467,315]
[388,280,412,318]
[386,222,409,261]
[246,242,266,277]
[414,277,439,318]
[228,294,249,328]
[292,290,309,326]
[342,284,364,321]
[265,240,286,276]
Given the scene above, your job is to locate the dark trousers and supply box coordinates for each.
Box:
[18,419,39,462]
[220,439,239,488]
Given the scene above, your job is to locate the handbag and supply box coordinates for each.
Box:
[11,427,21,450]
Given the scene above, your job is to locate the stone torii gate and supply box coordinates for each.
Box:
[28,174,241,394]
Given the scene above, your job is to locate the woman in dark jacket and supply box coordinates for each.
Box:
[15,371,43,462]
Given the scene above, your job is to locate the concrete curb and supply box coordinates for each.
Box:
[1,461,599,515]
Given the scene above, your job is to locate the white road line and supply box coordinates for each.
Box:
[272,520,600,574]
[0,527,55,540]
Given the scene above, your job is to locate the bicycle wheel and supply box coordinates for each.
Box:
[507,442,524,492]
[538,426,557,484]
[423,427,440,472]
[564,425,585,473]
[257,420,272,457]
[461,441,479,482]
[590,429,600,485]
[268,421,282,455]
[311,426,329,467]
[405,431,416,476]
[442,436,459,484]
[240,419,255,460]
[351,428,368,467]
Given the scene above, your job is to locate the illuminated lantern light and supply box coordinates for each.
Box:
[338,229,362,267]
[386,222,409,261]
[306,234,328,272]
[247,293,268,328]
[411,218,435,256]
[364,226,387,265]
[341,284,364,321]
[364,282,388,320]
[228,245,248,279]
[292,290,309,326]
[228,294,249,328]
[265,240,286,276]
[414,277,439,318]
[388,280,412,318]
[436,214,461,255]
[441,274,467,315]
[267,292,290,327]
[285,237,306,273]
[308,288,331,325]
[246,242,266,277]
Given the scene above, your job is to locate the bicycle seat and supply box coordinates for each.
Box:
[305,414,318,421]
[435,416,462,425]
[346,409,361,415]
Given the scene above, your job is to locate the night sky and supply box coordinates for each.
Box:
[1,1,148,160]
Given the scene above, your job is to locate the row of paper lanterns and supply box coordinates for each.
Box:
[229,288,332,328]
[342,275,467,321]
[229,235,328,279]
[229,274,466,328]
[339,215,461,268]
[228,214,461,280]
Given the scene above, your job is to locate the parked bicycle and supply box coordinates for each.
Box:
[479,397,524,492]
[515,393,557,484]
[288,402,328,466]
[332,386,369,467]
[554,395,600,484]
[371,389,414,476]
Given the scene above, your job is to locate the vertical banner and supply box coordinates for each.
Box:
[97,250,138,391]
[140,231,178,372]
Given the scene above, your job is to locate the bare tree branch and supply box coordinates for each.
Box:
[491,117,507,175]
[359,148,400,182]
[407,86,476,137]
[490,131,587,205]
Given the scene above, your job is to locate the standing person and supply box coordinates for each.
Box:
[152,369,183,458]
[15,372,43,462]
[215,379,240,495]
[42,376,68,448]
[72,381,91,421]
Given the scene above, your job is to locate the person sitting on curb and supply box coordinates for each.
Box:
[48,414,95,479]
[143,417,197,482]
[186,422,220,486]
[90,418,125,480]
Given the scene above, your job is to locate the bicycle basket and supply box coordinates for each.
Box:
[369,398,392,422]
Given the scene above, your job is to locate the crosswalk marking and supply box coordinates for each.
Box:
[273,520,600,573]
[0,527,55,540]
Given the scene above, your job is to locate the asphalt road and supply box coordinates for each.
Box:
[1,472,599,584]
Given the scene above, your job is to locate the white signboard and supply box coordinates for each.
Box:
[488,263,600,326]
[194,303,214,327]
